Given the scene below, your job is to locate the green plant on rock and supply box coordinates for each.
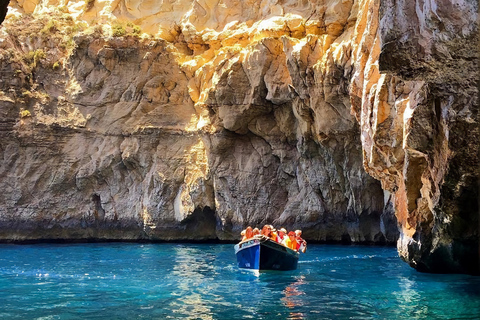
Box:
[41,19,59,34]
[19,109,31,118]
[132,25,141,35]
[21,90,32,98]
[24,49,46,68]
[60,38,77,52]
[112,23,126,37]
[35,91,51,103]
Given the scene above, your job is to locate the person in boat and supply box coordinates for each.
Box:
[295,230,307,253]
[261,225,275,240]
[282,231,298,251]
[261,225,270,237]
[269,226,278,241]
[242,226,254,241]
[276,228,287,243]
[252,227,260,236]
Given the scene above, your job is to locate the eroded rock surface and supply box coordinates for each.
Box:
[351,0,479,274]
[0,0,478,273]
[377,0,479,274]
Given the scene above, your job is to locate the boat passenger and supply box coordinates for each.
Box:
[242,226,254,241]
[252,228,260,236]
[276,228,287,243]
[269,226,278,241]
[295,230,307,253]
[261,225,273,239]
[240,229,246,240]
[282,231,298,251]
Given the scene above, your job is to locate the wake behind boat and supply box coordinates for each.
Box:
[234,235,300,271]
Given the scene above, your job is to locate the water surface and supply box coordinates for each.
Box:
[0,243,478,319]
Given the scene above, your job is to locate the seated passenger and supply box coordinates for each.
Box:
[269,226,278,241]
[295,230,307,253]
[261,225,273,238]
[282,231,298,251]
[242,226,253,241]
[276,228,287,243]
[252,228,260,236]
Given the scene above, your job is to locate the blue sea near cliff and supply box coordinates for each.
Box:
[0,243,479,320]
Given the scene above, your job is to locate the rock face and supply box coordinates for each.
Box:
[0,0,477,273]
[351,0,479,274]
[377,0,479,274]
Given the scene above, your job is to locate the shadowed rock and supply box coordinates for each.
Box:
[0,0,9,25]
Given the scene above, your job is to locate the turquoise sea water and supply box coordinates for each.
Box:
[0,243,479,320]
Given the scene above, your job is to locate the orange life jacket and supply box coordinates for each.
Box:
[283,237,297,250]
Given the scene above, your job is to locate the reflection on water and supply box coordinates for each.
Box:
[169,245,217,320]
[394,277,424,317]
[281,275,306,319]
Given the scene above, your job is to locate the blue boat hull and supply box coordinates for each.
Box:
[234,237,299,271]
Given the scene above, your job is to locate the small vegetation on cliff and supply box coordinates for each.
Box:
[112,23,127,37]
[19,109,31,118]
[41,18,60,34]
[1,8,144,109]
[82,20,143,39]
[24,49,46,68]
[0,11,80,105]
[110,22,143,38]
[5,11,83,41]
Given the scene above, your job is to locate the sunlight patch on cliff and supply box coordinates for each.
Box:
[184,113,212,132]
[174,138,210,222]
[142,206,155,232]
[185,139,209,181]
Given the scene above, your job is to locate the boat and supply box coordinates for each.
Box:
[234,235,299,271]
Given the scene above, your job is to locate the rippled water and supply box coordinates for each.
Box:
[0,243,479,319]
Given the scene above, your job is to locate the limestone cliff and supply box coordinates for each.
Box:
[0,0,478,274]
[382,0,479,275]
[351,0,479,274]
